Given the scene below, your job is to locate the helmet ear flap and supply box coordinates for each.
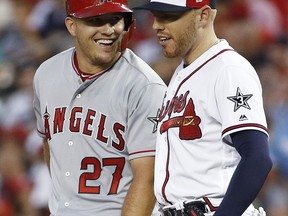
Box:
[120,18,136,52]
[124,13,133,31]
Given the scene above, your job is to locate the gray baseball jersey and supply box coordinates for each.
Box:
[33,48,166,216]
[154,40,268,215]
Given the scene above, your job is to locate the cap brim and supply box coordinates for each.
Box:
[72,3,132,19]
[133,2,191,12]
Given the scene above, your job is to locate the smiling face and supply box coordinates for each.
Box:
[65,13,126,73]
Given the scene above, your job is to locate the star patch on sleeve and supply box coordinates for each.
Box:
[148,109,160,133]
[227,87,253,112]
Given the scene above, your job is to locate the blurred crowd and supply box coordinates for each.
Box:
[0,0,287,215]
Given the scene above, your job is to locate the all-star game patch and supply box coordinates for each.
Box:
[227,87,253,112]
[148,109,160,133]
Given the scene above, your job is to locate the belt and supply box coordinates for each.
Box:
[162,201,207,216]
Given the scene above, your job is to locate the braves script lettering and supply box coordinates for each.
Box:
[159,91,202,140]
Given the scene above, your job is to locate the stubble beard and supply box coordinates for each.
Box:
[163,20,197,59]
[79,38,120,69]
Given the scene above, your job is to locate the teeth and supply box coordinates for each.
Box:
[160,37,168,42]
[97,39,114,45]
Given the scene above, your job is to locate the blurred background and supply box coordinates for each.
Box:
[0,0,287,215]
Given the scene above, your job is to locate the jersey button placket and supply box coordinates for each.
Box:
[66,141,73,180]
[64,202,70,207]
[76,94,81,99]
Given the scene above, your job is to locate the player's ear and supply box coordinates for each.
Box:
[65,16,77,37]
[198,5,212,27]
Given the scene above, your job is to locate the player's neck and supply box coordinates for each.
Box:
[184,35,219,66]
[74,51,121,75]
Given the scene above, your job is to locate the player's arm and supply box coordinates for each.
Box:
[214,130,273,216]
[43,138,51,174]
[122,156,156,216]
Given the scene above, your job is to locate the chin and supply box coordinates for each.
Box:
[163,50,177,58]
[97,50,118,62]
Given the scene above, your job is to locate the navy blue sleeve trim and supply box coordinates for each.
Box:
[213,130,273,216]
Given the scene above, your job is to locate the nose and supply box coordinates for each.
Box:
[152,18,164,31]
[102,23,115,35]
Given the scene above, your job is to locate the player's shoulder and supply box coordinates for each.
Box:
[209,40,260,84]
[216,40,254,70]
[36,47,74,73]
[121,49,166,86]
[34,47,74,83]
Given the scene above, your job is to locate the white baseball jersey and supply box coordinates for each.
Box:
[33,48,166,216]
[154,40,268,213]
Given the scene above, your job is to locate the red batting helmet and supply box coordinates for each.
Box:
[66,0,132,19]
[66,0,135,51]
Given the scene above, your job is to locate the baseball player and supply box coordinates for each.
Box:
[134,0,273,216]
[33,0,166,215]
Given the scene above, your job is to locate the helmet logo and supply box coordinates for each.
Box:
[100,0,113,3]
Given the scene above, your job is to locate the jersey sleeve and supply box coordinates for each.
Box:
[126,83,166,160]
[215,63,268,144]
[33,70,46,138]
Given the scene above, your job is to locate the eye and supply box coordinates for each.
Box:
[84,17,104,26]
[83,15,124,27]
[153,11,186,22]
[109,15,124,26]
